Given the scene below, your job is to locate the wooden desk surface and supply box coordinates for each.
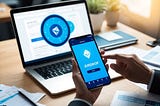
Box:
[0,3,11,22]
[0,23,155,106]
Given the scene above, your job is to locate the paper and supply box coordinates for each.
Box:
[107,59,121,79]
[99,32,123,41]
[105,46,147,57]
[111,91,160,106]
[4,93,35,106]
[142,46,160,68]
[0,84,11,91]
[0,87,18,104]
[105,46,160,70]
[133,82,148,91]
[18,88,45,103]
[0,84,45,106]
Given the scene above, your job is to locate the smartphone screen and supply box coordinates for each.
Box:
[69,34,111,89]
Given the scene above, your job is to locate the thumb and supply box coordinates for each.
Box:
[72,59,87,90]
[110,64,123,75]
[72,59,79,75]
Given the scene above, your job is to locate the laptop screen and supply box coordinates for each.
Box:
[11,1,93,66]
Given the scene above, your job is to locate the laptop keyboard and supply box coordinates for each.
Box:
[34,60,72,80]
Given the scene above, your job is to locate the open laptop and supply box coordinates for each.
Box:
[10,0,94,95]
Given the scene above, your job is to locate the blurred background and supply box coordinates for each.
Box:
[119,0,160,39]
[0,0,160,41]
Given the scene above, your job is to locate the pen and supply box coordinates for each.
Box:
[18,90,37,106]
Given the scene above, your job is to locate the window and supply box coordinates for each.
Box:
[119,0,160,39]
[121,0,151,18]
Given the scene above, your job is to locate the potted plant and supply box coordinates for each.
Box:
[105,0,121,27]
[87,0,106,32]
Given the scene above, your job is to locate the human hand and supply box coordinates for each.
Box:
[100,49,109,68]
[103,54,152,85]
[72,60,102,105]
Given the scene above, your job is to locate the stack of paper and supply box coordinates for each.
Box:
[142,46,160,68]
[106,46,160,70]
[0,84,45,106]
[111,91,160,106]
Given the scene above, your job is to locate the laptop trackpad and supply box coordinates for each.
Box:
[43,73,75,94]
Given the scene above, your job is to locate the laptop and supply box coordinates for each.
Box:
[10,0,94,95]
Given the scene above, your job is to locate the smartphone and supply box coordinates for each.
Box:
[69,34,111,89]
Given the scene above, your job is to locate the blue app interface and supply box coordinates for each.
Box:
[71,35,110,89]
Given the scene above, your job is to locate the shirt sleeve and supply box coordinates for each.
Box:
[147,70,155,90]
[148,69,160,95]
[68,98,92,106]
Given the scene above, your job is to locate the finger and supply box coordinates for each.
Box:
[103,57,107,64]
[72,59,79,74]
[73,72,87,89]
[72,71,88,92]
[100,49,105,55]
[104,54,128,62]
[105,64,109,71]
[110,63,124,75]
[102,53,107,64]
[72,59,87,90]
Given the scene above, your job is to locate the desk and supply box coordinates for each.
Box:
[0,3,11,22]
[0,23,155,106]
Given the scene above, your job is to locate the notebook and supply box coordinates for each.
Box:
[10,0,94,95]
[94,30,138,50]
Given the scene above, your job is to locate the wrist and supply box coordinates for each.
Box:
[145,70,153,85]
